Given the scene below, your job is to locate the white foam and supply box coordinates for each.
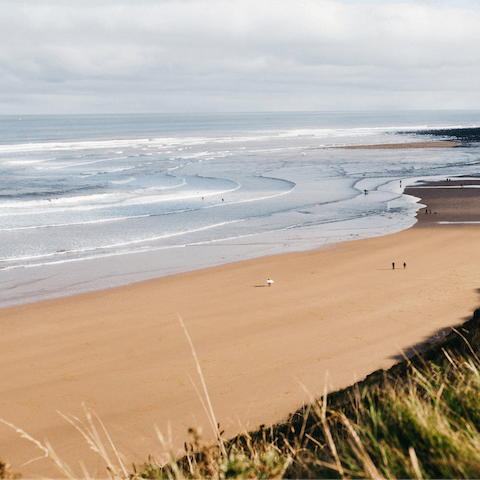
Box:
[109,177,136,185]
[2,158,55,165]
[438,221,480,224]
[39,156,127,170]
[0,218,247,269]
[0,215,146,232]
[0,176,239,216]
[2,114,480,307]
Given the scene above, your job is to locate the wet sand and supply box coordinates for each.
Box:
[332,140,461,149]
[2,178,480,477]
[405,177,480,225]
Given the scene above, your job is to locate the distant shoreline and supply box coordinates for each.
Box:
[405,177,480,226]
[325,140,461,150]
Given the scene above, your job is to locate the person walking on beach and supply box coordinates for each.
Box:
[404,262,406,269]
[392,262,395,269]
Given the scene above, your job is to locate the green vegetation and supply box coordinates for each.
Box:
[0,460,19,480]
[133,310,480,479]
[3,310,480,479]
[135,354,480,479]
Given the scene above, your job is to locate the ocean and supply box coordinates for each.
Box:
[1,111,479,308]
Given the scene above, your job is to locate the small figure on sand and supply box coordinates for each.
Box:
[404,262,406,269]
[267,279,274,286]
[392,262,395,269]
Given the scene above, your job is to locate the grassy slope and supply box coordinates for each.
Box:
[242,308,480,479]
[136,308,480,479]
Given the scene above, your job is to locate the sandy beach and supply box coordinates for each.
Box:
[2,179,480,477]
[405,178,480,224]
[332,140,460,149]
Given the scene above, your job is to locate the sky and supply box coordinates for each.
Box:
[1,0,480,114]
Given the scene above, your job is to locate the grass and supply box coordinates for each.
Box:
[3,310,480,479]
[304,355,480,479]
[133,350,480,479]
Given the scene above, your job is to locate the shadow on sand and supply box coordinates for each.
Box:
[390,288,480,362]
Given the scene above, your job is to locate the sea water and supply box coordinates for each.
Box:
[1,111,480,308]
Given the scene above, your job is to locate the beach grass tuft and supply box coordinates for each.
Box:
[0,460,20,480]
[136,426,291,479]
[300,355,480,479]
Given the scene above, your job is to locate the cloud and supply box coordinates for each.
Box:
[1,0,480,113]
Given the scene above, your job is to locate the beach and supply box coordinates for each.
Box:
[405,178,480,224]
[332,140,460,149]
[4,113,479,311]
[1,177,480,477]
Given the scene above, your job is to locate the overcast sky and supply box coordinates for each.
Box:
[1,0,480,114]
